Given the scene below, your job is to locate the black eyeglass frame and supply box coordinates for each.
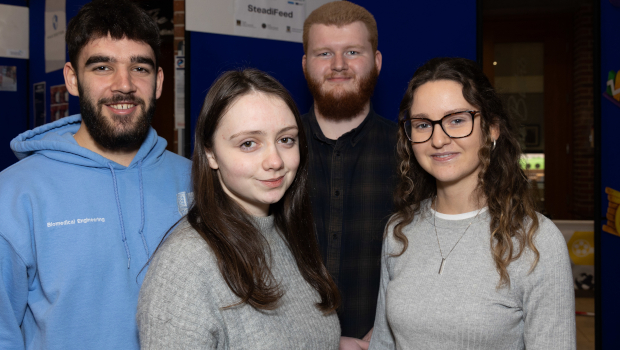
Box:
[401,110,480,143]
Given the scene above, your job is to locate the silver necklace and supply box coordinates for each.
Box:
[433,198,483,275]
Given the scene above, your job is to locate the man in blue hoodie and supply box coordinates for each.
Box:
[0,1,192,349]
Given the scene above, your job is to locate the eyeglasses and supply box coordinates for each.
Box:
[401,110,479,143]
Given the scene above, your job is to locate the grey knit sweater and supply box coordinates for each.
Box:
[369,202,575,350]
[137,217,340,349]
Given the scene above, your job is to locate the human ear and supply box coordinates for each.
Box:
[64,62,80,97]
[490,122,500,142]
[155,67,164,99]
[374,50,382,74]
[206,149,219,170]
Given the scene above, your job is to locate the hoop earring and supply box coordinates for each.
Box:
[492,139,496,150]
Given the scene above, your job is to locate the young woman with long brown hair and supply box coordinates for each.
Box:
[369,58,575,349]
[137,69,340,349]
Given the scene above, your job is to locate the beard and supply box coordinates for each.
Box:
[78,82,155,152]
[305,64,379,121]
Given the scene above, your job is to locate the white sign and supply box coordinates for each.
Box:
[187,0,335,43]
[234,0,304,42]
[45,0,66,73]
[0,5,29,59]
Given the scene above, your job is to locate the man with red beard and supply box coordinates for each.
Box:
[301,1,398,341]
[0,1,192,349]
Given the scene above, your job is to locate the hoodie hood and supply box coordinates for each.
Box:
[10,115,166,170]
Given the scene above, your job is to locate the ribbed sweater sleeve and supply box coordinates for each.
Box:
[136,217,340,349]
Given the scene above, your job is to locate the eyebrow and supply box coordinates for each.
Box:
[410,109,471,119]
[84,55,155,68]
[228,125,298,140]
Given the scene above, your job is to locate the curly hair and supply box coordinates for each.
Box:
[390,57,540,288]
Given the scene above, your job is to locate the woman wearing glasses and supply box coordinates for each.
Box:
[368,58,575,349]
[137,69,341,349]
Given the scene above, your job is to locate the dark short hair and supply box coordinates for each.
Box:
[66,0,161,72]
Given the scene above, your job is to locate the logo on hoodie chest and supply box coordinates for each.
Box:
[47,217,106,227]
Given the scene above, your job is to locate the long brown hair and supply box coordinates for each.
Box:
[391,57,540,288]
[190,69,340,311]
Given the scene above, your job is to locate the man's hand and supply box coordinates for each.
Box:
[339,336,370,350]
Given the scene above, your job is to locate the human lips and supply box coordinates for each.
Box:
[105,102,138,114]
[259,176,285,188]
[325,73,354,83]
[431,152,459,162]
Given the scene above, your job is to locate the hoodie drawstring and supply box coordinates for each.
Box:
[108,163,131,269]
[137,160,150,260]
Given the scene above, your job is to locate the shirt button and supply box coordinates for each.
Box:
[334,190,340,196]
[332,234,337,239]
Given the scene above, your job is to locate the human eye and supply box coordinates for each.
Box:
[240,140,257,151]
[412,119,431,130]
[92,65,110,72]
[445,113,471,127]
[278,137,297,147]
[133,66,151,74]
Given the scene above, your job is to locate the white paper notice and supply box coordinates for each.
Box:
[0,4,29,59]
[45,0,66,73]
[234,0,305,43]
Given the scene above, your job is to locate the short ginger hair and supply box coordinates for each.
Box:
[303,1,378,53]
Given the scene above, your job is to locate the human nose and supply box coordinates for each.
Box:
[263,144,284,170]
[430,123,451,148]
[331,53,348,71]
[110,69,137,94]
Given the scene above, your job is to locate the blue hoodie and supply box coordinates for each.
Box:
[0,115,192,349]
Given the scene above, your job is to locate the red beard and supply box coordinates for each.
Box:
[305,65,378,121]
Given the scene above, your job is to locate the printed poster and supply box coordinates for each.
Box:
[0,66,17,92]
[234,0,305,42]
[50,84,69,122]
[45,0,66,73]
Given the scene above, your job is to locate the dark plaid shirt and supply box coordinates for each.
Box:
[301,107,398,338]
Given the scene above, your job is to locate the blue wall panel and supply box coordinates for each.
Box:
[189,0,477,153]
[599,0,620,348]
[0,0,28,171]
[28,0,87,131]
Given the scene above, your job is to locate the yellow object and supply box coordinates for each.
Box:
[567,231,595,265]
[606,187,620,197]
[609,194,620,204]
[615,204,620,234]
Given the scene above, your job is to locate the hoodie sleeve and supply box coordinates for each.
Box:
[0,233,28,349]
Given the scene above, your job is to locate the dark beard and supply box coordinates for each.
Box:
[78,83,155,152]
[305,65,379,121]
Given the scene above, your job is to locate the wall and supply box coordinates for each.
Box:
[187,0,478,152]
[0,0,29,171]
[572,2,594,220]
